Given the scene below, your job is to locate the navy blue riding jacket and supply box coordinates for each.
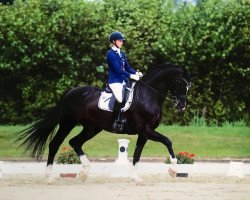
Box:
[107,49,136,84]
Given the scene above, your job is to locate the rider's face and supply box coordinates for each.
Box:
[114,40,124,48]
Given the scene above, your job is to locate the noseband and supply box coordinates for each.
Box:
[171,77,191,108]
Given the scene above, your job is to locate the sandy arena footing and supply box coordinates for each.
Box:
[0,161,250,200]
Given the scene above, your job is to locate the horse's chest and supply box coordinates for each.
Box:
[144,104,162,120]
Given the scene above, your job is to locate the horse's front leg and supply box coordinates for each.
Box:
[131,134,147,184]
[146,126,177,178]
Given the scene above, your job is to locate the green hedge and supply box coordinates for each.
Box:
[0,0,249,125]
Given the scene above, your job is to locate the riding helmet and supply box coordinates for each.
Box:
[109,31,125,43]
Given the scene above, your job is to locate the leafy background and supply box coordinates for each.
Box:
[0,0,249,125]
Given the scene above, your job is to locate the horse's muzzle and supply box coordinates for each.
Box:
[177,104,186,112]
[176,99,187,112]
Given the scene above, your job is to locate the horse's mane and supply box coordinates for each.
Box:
[142,62,183,82]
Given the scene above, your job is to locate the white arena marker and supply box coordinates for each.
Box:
[0,161,3,178]
[226,161,244,178]
[115,139,130,165]
[112,139,131,178]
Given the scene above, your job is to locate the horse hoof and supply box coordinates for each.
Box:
[132,178,145,186]
[47,176,56,185]
[45,165,53,178]
[168,167,177,178]
[131,175,144,185]
[135,180,145,186]
[79,170,88,182]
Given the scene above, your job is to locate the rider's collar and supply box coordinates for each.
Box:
[111,46,121,55]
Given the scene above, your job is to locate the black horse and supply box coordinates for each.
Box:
[18,63,191,182]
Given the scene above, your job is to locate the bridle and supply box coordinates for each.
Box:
[137,77,191,107]
[171,77,191,107]
[138,80,166,100]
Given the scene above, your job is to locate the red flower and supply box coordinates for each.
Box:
[189,154,196,158]
[63,146,67,151]
[178,152,196,158]
[178,152,184,156]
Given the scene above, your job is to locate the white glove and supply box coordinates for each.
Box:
[130,74,140,81]
[136,71,143,77]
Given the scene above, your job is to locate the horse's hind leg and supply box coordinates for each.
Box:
[131,134,147,184]
[45,120,76,179]
[69,125,101,181]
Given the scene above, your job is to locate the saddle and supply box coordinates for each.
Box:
[98,82,136,112]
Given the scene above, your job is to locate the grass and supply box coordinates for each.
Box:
[0,124,249,160]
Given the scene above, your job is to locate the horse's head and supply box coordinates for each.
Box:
[142,63,191,112]
[169,68,191,112]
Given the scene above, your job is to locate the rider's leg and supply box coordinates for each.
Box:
[109,82,125,130]
[113,100,123,123]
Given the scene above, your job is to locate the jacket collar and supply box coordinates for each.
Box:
[111,46,121,56]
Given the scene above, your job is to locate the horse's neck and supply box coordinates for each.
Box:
[144,75,171,96]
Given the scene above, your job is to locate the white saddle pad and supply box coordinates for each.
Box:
[98,85,135,112]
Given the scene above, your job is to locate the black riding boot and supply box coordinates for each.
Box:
[112,101,125,131]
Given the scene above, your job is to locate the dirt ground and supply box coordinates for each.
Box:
[1,174,250,200]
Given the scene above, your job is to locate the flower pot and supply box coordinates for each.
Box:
[60,173,77,178]
[176,173,188,177]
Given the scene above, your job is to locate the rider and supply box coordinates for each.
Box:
[107,31,141,131]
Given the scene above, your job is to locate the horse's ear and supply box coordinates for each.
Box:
[189,72,198,78]
[176,68,183,78]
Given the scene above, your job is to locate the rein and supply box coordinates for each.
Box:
[137,80,168,101]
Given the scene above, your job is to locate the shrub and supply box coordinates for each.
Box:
[56,146,81,164]
[0,0,249,125]
[165,152,196,164]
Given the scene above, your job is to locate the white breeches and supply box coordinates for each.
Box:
[109,82,125,103]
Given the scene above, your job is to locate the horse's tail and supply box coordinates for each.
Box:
[17,105,60,160]
[17,90,69,161]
